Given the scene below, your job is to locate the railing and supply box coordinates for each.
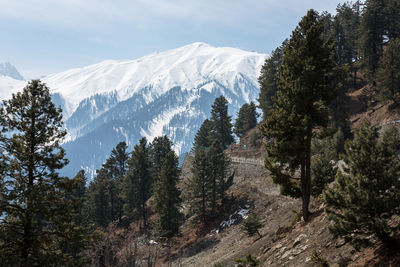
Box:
[230,156,264,166]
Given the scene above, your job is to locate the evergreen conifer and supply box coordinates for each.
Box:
[324,123,400,249]
[210,96,234,149]
[0,80,92,266]
[260,10,341,221]
[152,151,183,238]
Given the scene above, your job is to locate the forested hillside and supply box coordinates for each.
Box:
[1,0,400,266]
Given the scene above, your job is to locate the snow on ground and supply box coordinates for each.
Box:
[212,204,251,234]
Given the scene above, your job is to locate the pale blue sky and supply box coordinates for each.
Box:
[0,0,346,78]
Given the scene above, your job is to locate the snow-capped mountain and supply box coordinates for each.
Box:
[0,43,266,178]
[0,62,24,81]
[0,62,26,100]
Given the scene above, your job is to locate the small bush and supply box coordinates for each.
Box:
[241,212,263,239]
[310,245,329,267]
[234,254,260,267]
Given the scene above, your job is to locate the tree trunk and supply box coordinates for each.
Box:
[22,109,36,267]
[301,129,312,222]
[353,68,357,89]
[142,202,147,227]
[256,230,262,240]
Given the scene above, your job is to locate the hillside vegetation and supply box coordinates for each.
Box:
[1,0,400,266]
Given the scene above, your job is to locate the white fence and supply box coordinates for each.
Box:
[230,157,264,166]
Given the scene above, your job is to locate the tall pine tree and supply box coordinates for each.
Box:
[210,96,234,149]
[150,135,173,175]
[152,151,183,238]
[260,10,341,221]
[376,38,400,105]
[360,0,386,79]
[186,149,212,224]
[258,40,287,120]
[0,80,92,266]
[85,142,128,226]
[124,137,152,227]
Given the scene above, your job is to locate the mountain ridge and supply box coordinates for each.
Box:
[0,43,267,178]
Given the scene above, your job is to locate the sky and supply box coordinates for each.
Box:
[0,0,346,79]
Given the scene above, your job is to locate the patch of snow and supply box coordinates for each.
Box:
[211,204,251,233]
[149,240,158,245]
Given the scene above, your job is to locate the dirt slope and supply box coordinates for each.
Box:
[166,96,400,266]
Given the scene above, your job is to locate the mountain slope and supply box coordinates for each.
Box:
[0,43,266,178]
[0,62,24,81]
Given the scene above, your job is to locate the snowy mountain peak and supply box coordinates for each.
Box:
[0,43,267,178]
[44,43,266,118]
[0,62,24,80]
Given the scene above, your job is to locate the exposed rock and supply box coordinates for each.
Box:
[281,250,291,259]
[263,246,271,253]
[335,238,346,248]
[293,234,307,247]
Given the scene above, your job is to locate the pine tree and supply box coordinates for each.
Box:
[311,153,337,197]
[210,96,234,149]
[260,10,341,221]
[384,0,400,40]
[324,123,400,249]
[192,119,213,153]
[209,140,230,204]
[186,140,230,223]
[85,142,128,226]
[152,151,183,238]
[124,137,152,227]
[0,80,92,266]
[333,1,362,88]
[258,40,287,120]
[241,212,263,239]
[86,173,111,227]
[107,141,128,221]
[186,149,212,224]
[360,0,386,79]
[150,135,173,175]
[234,102,259,138]
[71,170,88,226]
[376,38,400,105]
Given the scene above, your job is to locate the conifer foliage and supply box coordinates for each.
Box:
[234,102,259,138]
[241,212,263,239]
[152,151,183,238]
[85,141,128,226]
[258,40,287,120]
[192,119,213,153]
[376,38,400,105]
[0,80,92,266]
[260,10,341,221]
[124,137,152,227]
[186,97,232,224]
[210,96,234,149]
[324,123,400,249]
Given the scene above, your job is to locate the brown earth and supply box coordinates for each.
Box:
[95,86,400,266]
[163,88,400,266]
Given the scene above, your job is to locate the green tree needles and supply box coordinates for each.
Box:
[260,10,341,221]
[0,80,92,266]
[324,123,400,249]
